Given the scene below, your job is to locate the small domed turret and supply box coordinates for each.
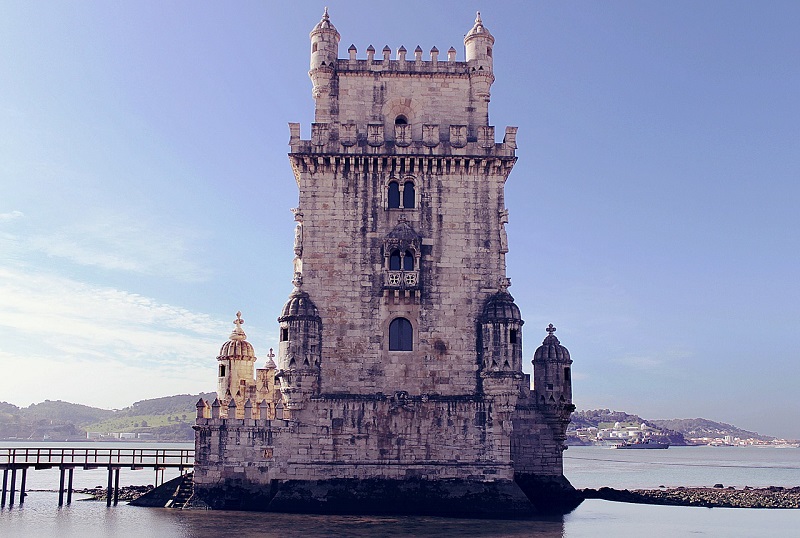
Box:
[216,312,257,403]
[218,313,255,359]
[479,291,524,373]
[309,7,340,71]
[532,324,573,405]
[533,324,570,362]
[280,289,320,320]
[481,291,522,322]
[464,12,494,68]
[276,282,322,415]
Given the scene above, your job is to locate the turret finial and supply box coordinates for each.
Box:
[476,11,482,24]
[230,311,247,341]
[546,323,556,335]
[323,7,329,21]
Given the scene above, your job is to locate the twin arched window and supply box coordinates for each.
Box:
[389,250,414,271]
[389,317,413,351]
[387,180,416,209]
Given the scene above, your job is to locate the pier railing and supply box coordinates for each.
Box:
[0,447,194,469]
[1,447,195,508]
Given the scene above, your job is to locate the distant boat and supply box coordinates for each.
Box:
[614,439,669,449]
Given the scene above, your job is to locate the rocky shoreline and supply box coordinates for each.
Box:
[64,483,800,509]
[583,485,800,509]
[74,485,154,502]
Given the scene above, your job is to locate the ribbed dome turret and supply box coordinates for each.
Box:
[279,289,320,321]
[534,324,570,361]
[481,291,522,322]
[311,7,339,35]
[465,12,494,43]
[218,311,255,359]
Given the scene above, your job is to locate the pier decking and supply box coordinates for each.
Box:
[0,447,194,507]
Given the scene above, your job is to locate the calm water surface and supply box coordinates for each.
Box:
[2,443,799,537]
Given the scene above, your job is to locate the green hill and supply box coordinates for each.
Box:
[649,418,774,441]
[0,393,215,441]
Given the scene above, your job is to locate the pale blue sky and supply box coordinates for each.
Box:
[1,1,798,438]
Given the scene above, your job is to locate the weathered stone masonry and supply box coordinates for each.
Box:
[193,11,579,517]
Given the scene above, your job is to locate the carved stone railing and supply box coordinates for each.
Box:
[384,270,418,289]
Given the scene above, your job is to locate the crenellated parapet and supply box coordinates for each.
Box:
[290,122,517,158]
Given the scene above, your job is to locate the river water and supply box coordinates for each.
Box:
[2,443,799,537]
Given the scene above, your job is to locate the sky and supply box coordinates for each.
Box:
[1,1,798,438]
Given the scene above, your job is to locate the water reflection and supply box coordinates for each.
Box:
[156,510,566,538]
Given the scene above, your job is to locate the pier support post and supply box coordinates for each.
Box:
[2,468,7,507]
[67,468,74,504]
[113,468,120,506]
[9,467,16,506]
[58,466,66,506]
[19,468,26,505]
[106,467,113,507]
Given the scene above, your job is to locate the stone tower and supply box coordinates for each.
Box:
[193,11,579,516]
[287,10,519,398]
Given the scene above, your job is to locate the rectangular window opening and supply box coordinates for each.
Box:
[219,365,226,378]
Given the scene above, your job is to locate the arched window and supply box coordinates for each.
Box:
[388,181,400,208]
[403,250,414,270]
[389,317,413,351]
[395,115,408,125]
[389,250,401,270]
[403,181,415,209]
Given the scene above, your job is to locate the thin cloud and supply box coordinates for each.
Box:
[611,355,663,369]
[0,266,229,406]
[26,212,210,283]
[0,210,24,221]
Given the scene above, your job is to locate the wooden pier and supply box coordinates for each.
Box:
[0,447,194,507]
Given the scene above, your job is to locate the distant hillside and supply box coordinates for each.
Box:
[650,418,774,441]
[0,393,215,441]
[569,409,686,445]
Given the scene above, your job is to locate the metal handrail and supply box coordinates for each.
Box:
[0,447,195,467]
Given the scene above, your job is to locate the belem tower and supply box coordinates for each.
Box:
[192,10,580,517]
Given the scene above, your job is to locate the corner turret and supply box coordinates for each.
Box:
[309,7,340,122]
[275,277,322,416]
[532,324,573,406]
[464,12,495,128]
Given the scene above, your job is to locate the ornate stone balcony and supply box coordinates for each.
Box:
[384,269,419,290]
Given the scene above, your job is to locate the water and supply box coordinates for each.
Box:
[564,445,800,489]
[2,443,800,537]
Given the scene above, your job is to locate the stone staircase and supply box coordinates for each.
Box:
[165,472,194,509]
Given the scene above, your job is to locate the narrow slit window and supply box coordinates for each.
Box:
[509,329,517,344]
[388,181,400,208]
[280,328,289,341]
[403,181,415,209]
[219,365,226,377]
[403,250,414,270]
[564,367,571,382]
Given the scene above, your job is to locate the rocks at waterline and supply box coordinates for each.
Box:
[74,485,153,502]
[583,485,800,508]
